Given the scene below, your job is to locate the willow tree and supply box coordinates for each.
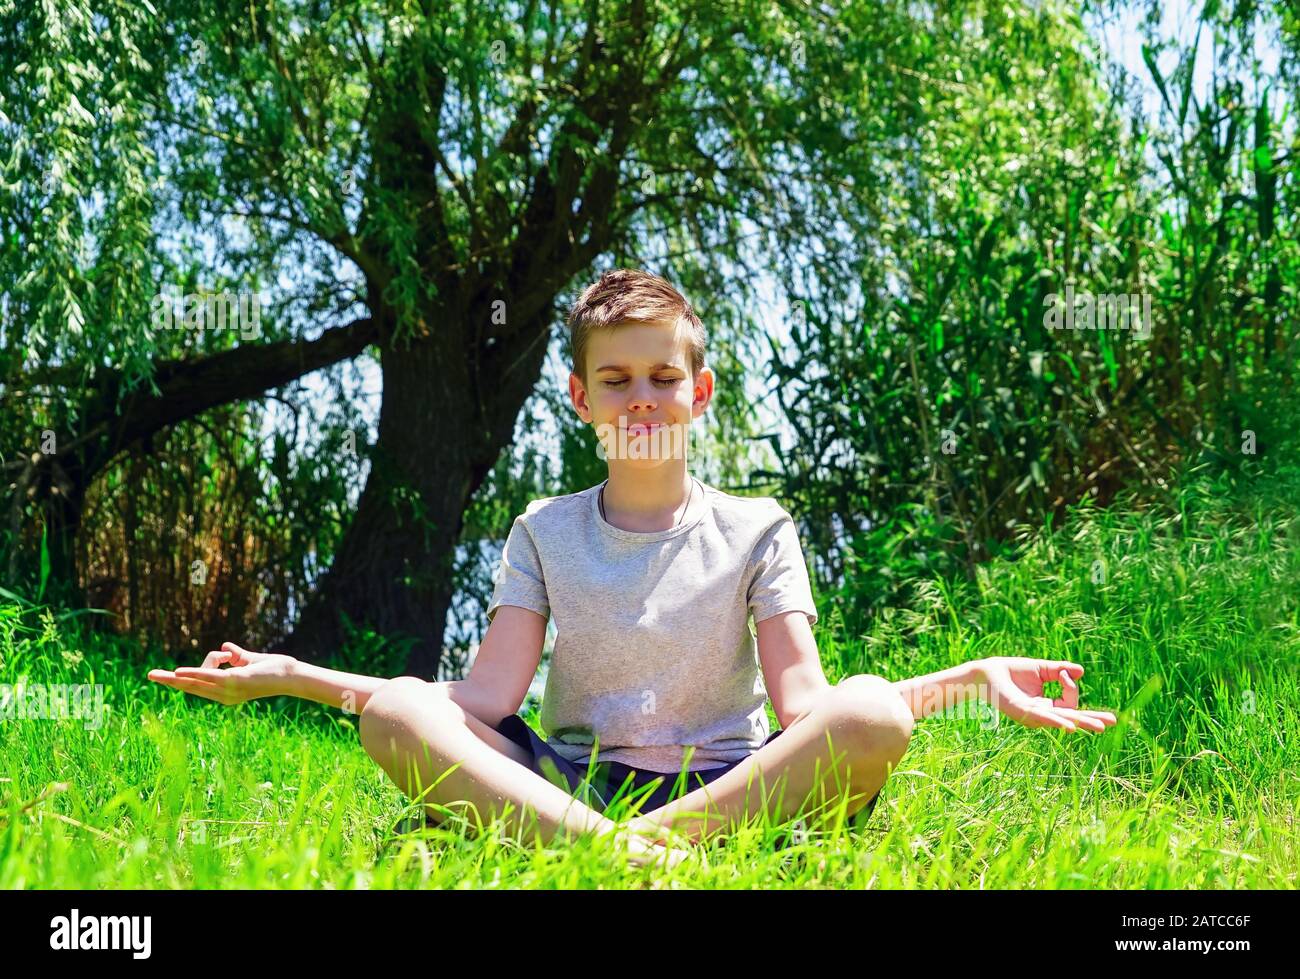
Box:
[4,0,923,675]
[0,0,378,598]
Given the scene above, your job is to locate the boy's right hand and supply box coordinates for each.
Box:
[148,642,297,705]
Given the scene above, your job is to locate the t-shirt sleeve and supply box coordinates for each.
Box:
[486,514,551,623]
[746,506,819,626]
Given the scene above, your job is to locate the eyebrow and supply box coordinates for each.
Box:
[594,363,683,372]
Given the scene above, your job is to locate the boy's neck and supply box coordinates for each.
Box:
[601,464,697,531]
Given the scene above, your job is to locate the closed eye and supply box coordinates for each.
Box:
[603,377,680,388]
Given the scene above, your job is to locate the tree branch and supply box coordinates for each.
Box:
[85,317,380,474]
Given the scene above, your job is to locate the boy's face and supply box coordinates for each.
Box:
[569,320,714,467]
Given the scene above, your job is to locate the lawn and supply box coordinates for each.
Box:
[2,464,1296,889]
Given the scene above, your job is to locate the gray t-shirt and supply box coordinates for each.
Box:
[486,478,819,773]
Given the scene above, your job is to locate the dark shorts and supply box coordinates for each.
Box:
[492,713,881,829]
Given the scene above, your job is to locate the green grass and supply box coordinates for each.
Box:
[2,463,1297,888]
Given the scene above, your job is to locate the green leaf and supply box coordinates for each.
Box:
[1141,44,1172,117]
[37,523,50,603]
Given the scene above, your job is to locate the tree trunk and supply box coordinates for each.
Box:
[286,343,469,675]
[283,293,556,678]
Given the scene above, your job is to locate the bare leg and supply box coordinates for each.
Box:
[359,677,680,866]
[625,675,914,846]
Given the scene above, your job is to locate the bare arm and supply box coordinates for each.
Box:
[286,661,521,721]
[892,662,985,721]
[149,606,547,723]
[755,610,833,729]
[896,658,1118,733]
[149,645,392,711]
[292,604,547,720]
[285,660,390,714]
[755,612,986,726]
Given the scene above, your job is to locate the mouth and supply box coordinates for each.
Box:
[624,422,667,437]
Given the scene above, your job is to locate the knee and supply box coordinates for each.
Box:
[822,674,914,767]
[359,676,449,749]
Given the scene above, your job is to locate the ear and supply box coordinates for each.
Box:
[691,367,715,417]
[569,371,592,422]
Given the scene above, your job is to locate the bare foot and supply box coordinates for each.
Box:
[612,829,692,871]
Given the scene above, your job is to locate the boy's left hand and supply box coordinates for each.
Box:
[974,657,1118,733]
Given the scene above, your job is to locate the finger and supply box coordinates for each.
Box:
[1000,695,1077,732]
[1019,705,1077,732]
[1056,667,1080,709]
[1047,661,1084,679]
[1053,707,1106,732]
[1039,661,1081,679]
[174,667,230,683]
[1042,713,1078,733]
[157,676,224,700]
[202,649,235,669]
[1073,709,1119,725]
[221,642,253,663]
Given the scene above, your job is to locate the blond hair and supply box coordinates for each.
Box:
[565,269,706,386]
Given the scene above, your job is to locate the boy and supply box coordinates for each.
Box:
[149,269,1117,867]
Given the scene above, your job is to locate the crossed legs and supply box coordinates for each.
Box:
[624,674,915,845]
[358,677,623,846]
[358,673,913,854]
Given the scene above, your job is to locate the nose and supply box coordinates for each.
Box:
[626,382,657,413]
